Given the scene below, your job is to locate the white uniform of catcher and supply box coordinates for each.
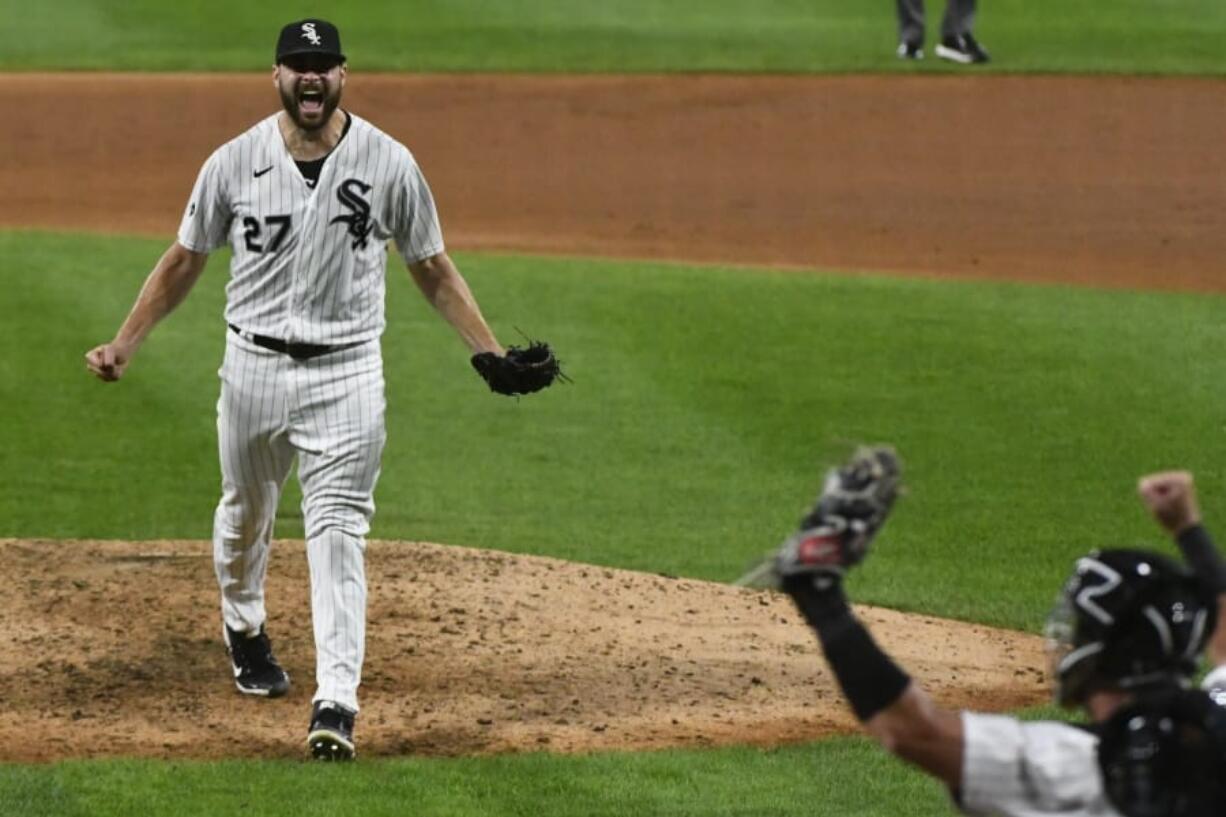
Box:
[959,713,1122,817]
[178,111,443,713]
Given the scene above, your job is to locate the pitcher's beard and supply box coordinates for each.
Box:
[279,83,342,131]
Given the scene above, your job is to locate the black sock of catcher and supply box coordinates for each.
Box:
[782,575,912,722]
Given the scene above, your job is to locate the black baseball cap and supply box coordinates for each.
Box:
[276,19,345,63]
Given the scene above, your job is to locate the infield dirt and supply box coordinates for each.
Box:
[2,73,1224,290]
[1,538,1046,761]
[2,72,1216,760]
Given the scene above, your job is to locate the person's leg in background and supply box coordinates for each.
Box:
[937,0,990,63]
[895,0,926,58]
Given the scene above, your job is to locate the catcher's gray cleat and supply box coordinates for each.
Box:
[308,700,356,761]
[224,624,291,697]
[736,446,903,589]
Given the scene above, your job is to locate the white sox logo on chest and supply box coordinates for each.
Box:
[330,178,374,250]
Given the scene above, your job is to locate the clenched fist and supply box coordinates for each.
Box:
[84,340,136,382]
[1137,471,1201,535]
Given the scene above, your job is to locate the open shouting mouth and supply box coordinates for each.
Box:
[299,85,326,117]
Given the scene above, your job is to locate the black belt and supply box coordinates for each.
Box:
[228,324,362,361]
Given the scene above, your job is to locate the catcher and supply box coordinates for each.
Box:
[747,447,1226,816]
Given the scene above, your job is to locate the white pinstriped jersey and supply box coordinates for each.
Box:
[1204,664,1226,706]
[958,713,1121,817]
[178,112,444,346]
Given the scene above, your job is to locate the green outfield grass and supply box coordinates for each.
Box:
[0,706,1076,816]
[2,738,966,817]
[2,0,1225,74]
[5,230,1225,634]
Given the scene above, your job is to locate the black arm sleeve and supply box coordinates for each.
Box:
[782,576,912,722]
[1176,524,1226,593]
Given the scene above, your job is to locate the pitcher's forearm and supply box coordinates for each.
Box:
[408,254,502,355]
[432,278,501,354]
[115,243,208,347]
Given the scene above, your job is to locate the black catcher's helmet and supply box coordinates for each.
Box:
[1045,549,1217,707]
[1098,688,1226,817]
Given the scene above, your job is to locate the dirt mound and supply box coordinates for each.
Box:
[0,538,1047,761]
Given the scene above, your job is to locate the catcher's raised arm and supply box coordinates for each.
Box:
[747,446,1224,816]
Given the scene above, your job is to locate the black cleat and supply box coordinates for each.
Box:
[935,34,990,64]
[959,33,991,63]
[308,700,356,761]
[224,624,291,697]
[896,40,923,60]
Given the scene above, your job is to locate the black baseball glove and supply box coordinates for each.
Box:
[736,445,902,588]
[471,341,566,396]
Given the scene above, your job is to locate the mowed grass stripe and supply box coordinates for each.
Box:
[0,0,1224,74]
[3,230,1225,632]
[0,738,954,817]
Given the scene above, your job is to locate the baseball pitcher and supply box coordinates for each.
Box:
[85,18,560,761]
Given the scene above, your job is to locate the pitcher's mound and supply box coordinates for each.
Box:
[1,538,1046,761]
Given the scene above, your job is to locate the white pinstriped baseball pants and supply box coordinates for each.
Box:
[212,330,386,712]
